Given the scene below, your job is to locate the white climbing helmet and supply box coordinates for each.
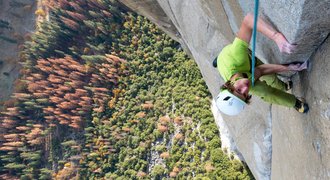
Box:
[216,90,246,116]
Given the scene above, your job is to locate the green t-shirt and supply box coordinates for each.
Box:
[217,38,251,81]
[216,37,296,107]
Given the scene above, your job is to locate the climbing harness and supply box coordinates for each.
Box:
[251,0,259,86]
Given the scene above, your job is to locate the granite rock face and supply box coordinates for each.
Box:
[272,37,330,180]
[0,0,37,101]
[119,0,330,179]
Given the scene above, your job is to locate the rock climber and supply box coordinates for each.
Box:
[213,13,309,116]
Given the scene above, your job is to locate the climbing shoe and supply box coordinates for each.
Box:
[294,98,309,113]
[212,57,217,68]
[285,80,293,91]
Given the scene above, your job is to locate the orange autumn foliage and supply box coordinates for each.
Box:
[157,124,168,133]
[169,171,177,178]
[122,127,131,132]
[3,141,24,147]
[3,134,20,141]
[173,117,183,125]
[159,116,171,125]
[160,152,170,159]
[172,166,181,173]
[205,163,215,172]
[137,171,147,177]
[174,133,184,140]
[141,101,154,109]
[136,112,146,118]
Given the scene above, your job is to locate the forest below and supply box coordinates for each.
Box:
[0,0,253,179]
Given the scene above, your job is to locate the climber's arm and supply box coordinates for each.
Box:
[237,13,295,54]
[237,13,277,44]
[254,61,308,80]
[254,64,289,80]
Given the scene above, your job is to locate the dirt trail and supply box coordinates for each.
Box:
[0,0,37,102]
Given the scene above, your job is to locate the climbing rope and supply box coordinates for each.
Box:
[251,0,259,86]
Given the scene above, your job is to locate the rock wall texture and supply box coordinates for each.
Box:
[0,0,36,102]
[119,0,330,179]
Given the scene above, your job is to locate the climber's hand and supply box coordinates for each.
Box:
[273,32,296,54]
[287,61,308,71]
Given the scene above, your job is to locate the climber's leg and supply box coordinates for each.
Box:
[259,74,287,91]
